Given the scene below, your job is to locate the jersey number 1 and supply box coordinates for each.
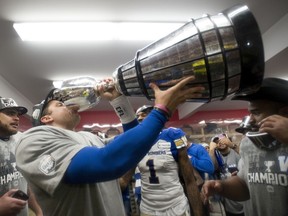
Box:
[146,159,159,184]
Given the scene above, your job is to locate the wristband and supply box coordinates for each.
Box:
[154,104,172,118]
[153,107,169,120]
[109,95,136,124]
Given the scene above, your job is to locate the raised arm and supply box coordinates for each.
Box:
[64,76,205,183]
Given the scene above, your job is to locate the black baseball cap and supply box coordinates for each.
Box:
[0,97,27,115]
[231,77,288,104]
[31,89,60,126]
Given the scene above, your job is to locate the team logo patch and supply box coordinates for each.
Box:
[174,136,188,149]
[39,155,56,174]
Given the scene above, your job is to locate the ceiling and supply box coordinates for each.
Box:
[0,0,287,117]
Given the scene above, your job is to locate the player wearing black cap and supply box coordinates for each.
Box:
[0,97,42,216]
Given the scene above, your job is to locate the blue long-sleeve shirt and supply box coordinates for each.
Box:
[187,143,215,179]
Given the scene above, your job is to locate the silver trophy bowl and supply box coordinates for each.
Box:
[53,77,100,112]
[113,4,264,102]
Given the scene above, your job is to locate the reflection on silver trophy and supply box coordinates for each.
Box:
[235,115,259,134]
[53,4,265,112]
[53,77,113,112]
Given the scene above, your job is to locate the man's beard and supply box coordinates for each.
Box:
[67,115,80,130]
[0,121,17,137]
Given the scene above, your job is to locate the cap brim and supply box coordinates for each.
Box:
[231,92,265,101]
[16,107,28,115]
[231,77,288,103]
[1,106,28,115]
[231,89,287,103]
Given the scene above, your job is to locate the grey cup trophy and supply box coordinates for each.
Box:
[113,4,264,102]
[56,4,264,112]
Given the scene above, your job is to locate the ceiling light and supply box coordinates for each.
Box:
[13,22,184,42]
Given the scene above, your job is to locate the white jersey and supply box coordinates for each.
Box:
[138,135,189,215]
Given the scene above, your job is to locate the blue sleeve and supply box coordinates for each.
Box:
[187,144,215,175]
[122,118,138,132]
[63,110,167,184]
